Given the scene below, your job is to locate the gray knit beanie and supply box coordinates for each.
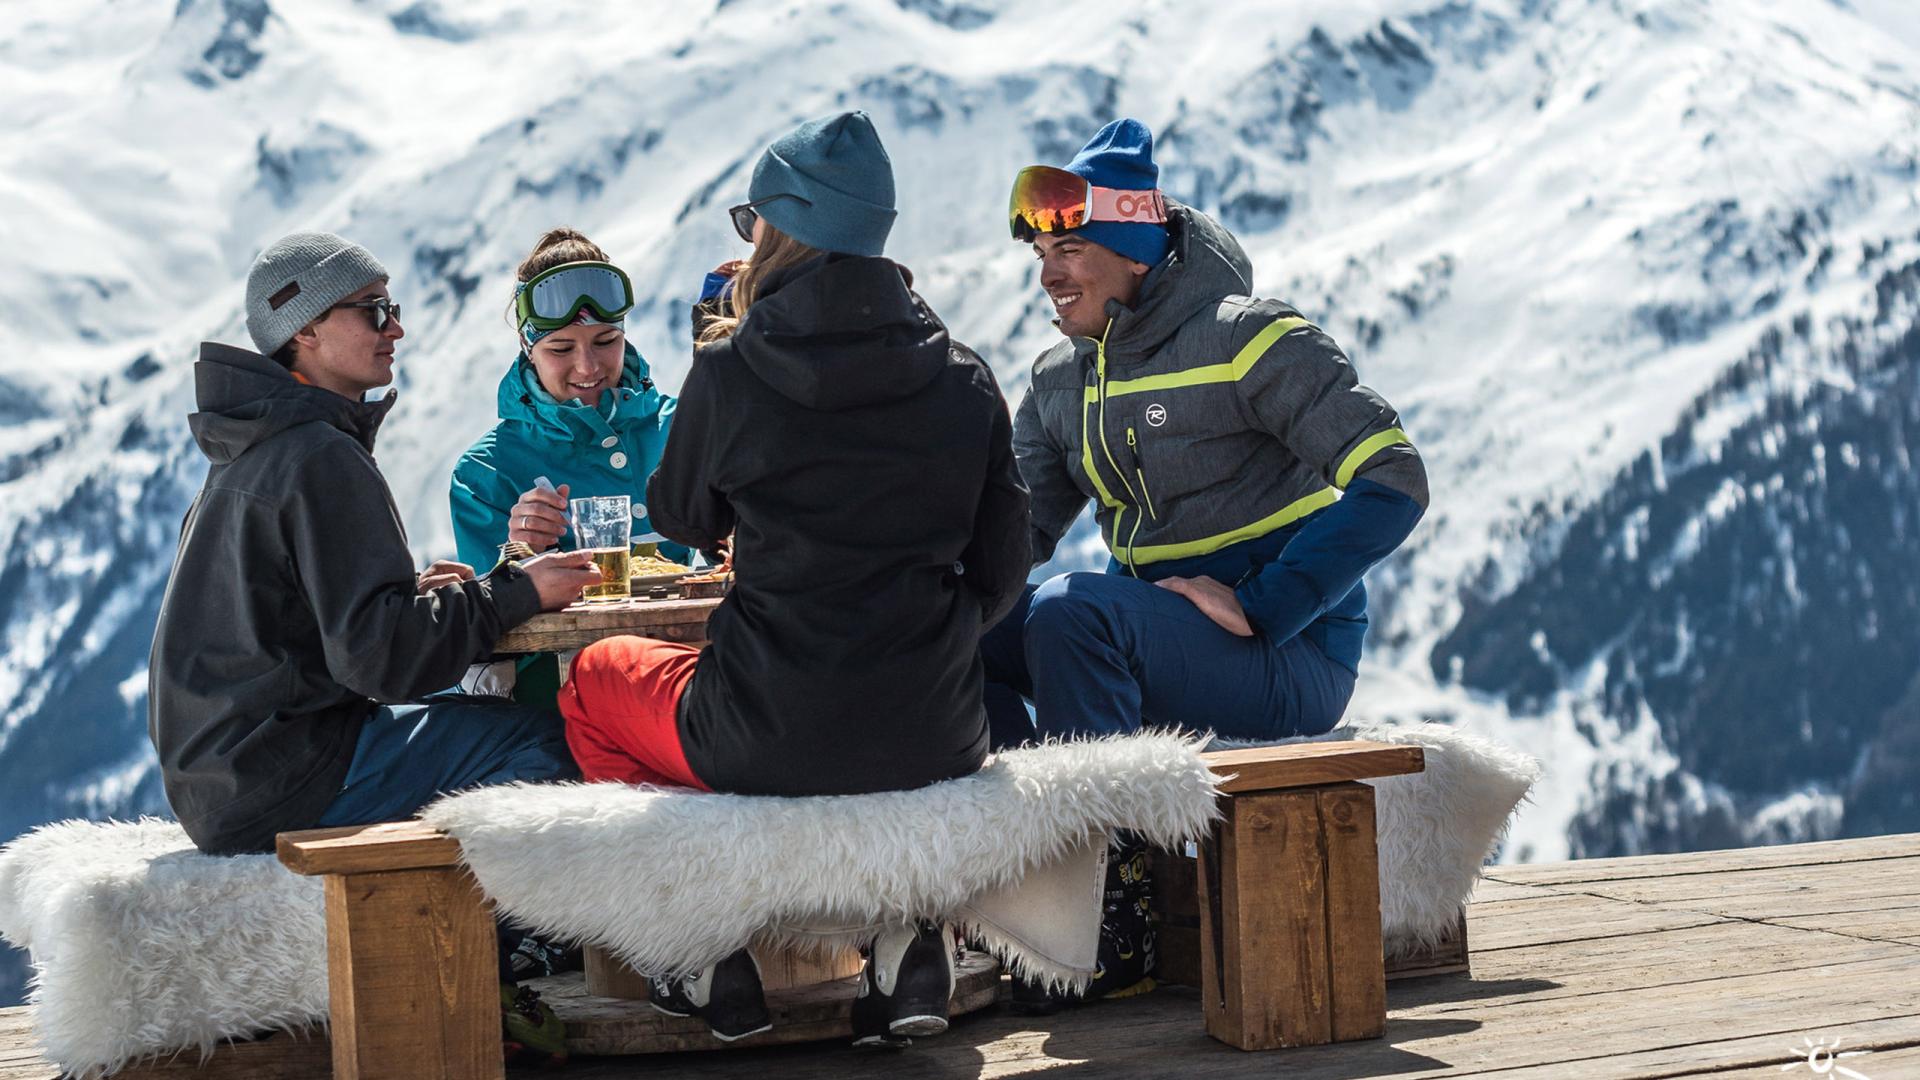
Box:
[244,232,389,357]
[748,111,896,257]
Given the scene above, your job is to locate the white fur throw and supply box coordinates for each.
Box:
[0,818,327,1077]
[420,732,1221,986]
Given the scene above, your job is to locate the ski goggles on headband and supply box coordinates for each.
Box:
[514,261,636,333]
[1008,165,1168,242]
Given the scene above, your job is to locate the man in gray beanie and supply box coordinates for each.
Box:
[151,230,605,1058]
[151,231,602,857]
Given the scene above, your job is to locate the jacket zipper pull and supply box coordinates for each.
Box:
[1127,426,1157,521]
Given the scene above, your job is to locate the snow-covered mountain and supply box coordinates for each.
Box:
[3,0,1917,1003]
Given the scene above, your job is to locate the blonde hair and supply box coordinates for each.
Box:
[506,227,613,329]
[698,222,825,343]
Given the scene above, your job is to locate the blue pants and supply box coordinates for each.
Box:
[981,574,1356,748]
[316,693,579,828]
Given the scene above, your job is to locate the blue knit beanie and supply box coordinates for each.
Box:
[1063,118,1170,268]
[749,111,896,257]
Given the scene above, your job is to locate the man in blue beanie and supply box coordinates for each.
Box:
[983,118,1432,1005]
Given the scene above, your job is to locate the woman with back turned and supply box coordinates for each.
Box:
[557,111,1029,1047]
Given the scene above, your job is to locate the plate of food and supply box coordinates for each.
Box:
[629,552,692,588]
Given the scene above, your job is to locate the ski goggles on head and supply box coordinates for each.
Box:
[514,261,635,333]
[1008,165,1168,242]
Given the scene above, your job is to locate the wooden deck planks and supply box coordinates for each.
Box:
[1455,891,1731,952]
[1662,1039,1920,1078]
[1,833,1916,1080]
[1483,833,1920,886]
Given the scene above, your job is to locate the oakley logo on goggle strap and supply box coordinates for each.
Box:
[1009,165,1169,240]
[1091,188,1169,223]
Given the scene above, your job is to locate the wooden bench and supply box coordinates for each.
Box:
[1182,742,1425,1050]
[264,740,1423,1078]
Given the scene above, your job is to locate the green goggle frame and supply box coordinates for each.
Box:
[514,261,636,333]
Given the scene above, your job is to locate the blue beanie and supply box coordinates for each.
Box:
[749,111,897,257]
[1063,118,1170,268]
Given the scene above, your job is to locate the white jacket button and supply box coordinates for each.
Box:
[601,436,618,448]
[609,452,629,469]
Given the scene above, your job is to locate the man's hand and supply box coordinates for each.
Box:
[1156,575,1255,637]
[508,482,571,551]
[416,559,475,594]
[520,550,604,611]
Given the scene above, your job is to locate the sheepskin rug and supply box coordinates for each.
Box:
[0,725,1534,1074]
[420,732,1220,986]
[0,818,327,1077]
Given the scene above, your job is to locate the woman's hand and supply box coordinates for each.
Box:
[507,482,570,551]
[1156,576,1255,637]
[416,560,475,594]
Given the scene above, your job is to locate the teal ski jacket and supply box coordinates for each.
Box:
[450,343,688,570]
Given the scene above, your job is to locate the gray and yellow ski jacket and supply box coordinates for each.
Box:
[1014,204,1428,669]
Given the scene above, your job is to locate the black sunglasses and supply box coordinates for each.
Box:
[329,296,401,331]
[727,193,813,244]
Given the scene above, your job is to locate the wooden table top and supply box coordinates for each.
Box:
[493,595,722,654]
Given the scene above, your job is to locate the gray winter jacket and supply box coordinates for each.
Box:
[148,344,542,854]
[1016,204,1426,571]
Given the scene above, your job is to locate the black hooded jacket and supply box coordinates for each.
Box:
[647,255,1029,795]
[149,344,542,854]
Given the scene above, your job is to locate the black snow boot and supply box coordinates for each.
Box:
[851,921,955,1047]
[648,948,772,1042]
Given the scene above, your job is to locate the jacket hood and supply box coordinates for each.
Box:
[496,341,660,443]
[1101,202,1253,364]
[728,254,950,411]
[188,342,395,464]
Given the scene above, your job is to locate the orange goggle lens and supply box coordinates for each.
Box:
[1010,166,1094,239]
[1009,165,1168,241]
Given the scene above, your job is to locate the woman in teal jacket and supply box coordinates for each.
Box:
[450,228,688,704]
[450,228,689,572]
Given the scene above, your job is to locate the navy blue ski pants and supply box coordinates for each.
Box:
[981,573,1356,749]
[314,692,578,828]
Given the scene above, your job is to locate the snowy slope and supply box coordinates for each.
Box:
[3,0,1919,999]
